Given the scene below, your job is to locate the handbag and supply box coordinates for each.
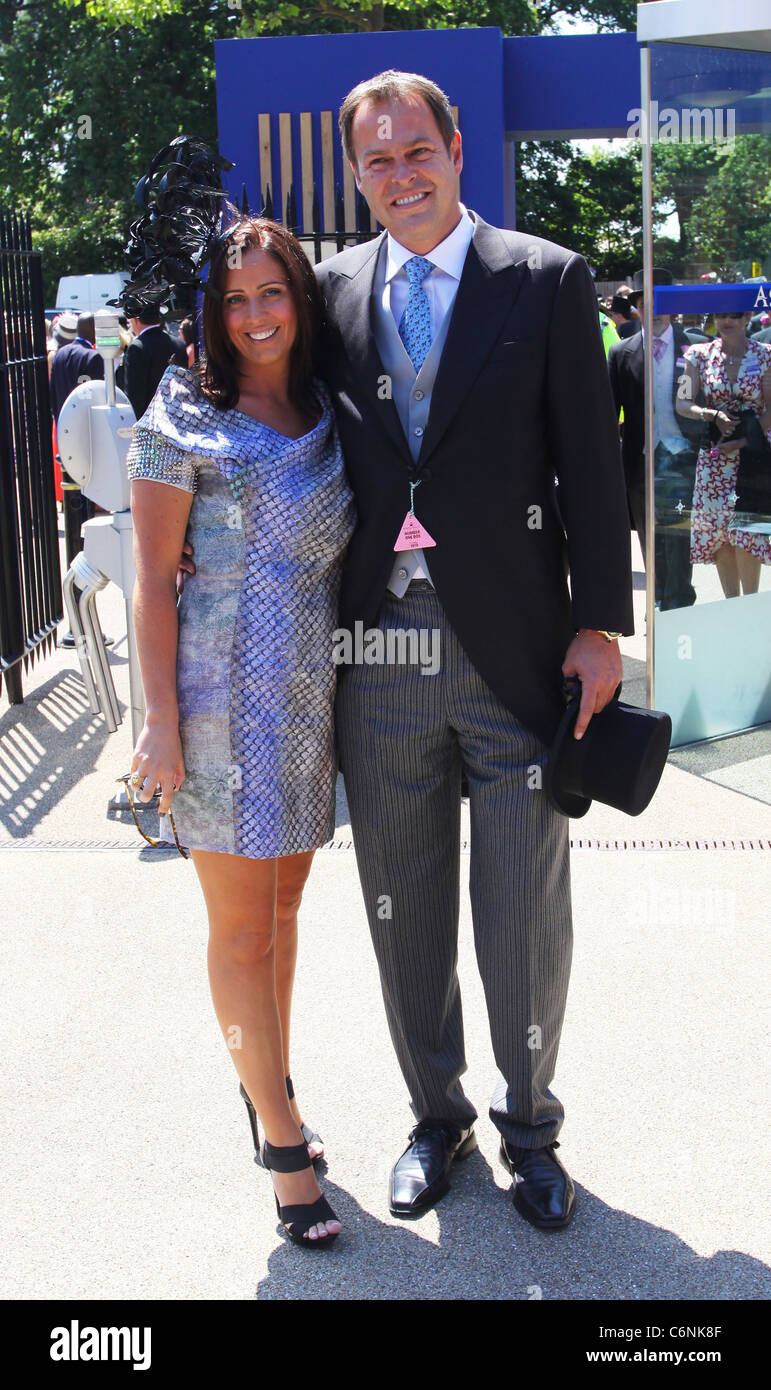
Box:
[733,411,771,517]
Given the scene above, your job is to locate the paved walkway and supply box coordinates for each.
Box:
[1,533,769,1299]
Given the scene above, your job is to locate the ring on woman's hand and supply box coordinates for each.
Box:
[130,771,143,787]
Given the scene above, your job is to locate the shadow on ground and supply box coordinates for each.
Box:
[253,1155,771,1301]
[0,669,123,837]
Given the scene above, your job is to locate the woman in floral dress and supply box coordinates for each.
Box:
[677,310,771,597]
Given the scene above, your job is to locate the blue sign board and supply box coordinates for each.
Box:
[215,27,507,228]
[655,283,771,313]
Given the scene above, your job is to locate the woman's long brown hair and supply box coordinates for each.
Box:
[197,210,322,414]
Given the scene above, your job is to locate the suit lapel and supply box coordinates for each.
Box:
[325,234,409,458]
[417,214,527,466]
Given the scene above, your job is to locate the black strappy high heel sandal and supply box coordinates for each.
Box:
[286,1074,324,1160]
[239,1082,261,1161]
[239,1079,324,1165]
[262,1137,340,1249]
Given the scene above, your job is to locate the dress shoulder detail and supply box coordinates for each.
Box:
[130,364,334,468]
[126,428,198,493]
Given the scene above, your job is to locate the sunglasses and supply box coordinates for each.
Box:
[116,775,189,858]
[716,312,747,321]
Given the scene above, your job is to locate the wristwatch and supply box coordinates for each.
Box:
[579,628,621,642]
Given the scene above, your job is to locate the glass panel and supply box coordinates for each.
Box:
[648,42,771,745]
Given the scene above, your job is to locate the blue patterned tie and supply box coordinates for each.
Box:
[398,256,434,373]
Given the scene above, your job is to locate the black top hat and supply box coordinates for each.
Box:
[631,267,673,298]
[544,683,672,818]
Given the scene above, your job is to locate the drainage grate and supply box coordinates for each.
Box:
[0,836,768,853]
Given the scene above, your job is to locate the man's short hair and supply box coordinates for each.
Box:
[339,69,456,170]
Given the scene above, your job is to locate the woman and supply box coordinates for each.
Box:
[179,316,196,368]
[125,214,356,1248]
[677,310,771,597]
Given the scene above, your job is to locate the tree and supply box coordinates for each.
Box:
[0,0,238,301]
[515,140,641,279]
[0,0,639,302]
[654,136,771,278]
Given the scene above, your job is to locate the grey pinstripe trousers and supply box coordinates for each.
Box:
[335,582,573,1148]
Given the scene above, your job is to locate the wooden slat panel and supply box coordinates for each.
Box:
[320,110,335,232]
[342,151,356,233]
[300,112,314,233]
[258,113,272,211]
[279,112,292,224]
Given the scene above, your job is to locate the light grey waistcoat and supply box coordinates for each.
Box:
[371,242,455,597]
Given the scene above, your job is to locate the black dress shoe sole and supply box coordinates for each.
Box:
[389,1129,478,1217]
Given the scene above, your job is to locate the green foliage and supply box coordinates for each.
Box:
[516,141,642,278]
[0,0,236,303]
[650,137,771,278]
[0,0,639,302]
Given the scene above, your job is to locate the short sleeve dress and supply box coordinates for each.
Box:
[126,365,356,859]
[683,337,771,565]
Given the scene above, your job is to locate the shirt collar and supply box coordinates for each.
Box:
[643,322,674,350]
[385,204,474,285]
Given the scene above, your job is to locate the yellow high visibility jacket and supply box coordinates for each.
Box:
[600,311,620,356]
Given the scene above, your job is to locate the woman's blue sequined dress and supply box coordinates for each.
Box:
[126,365,356,858]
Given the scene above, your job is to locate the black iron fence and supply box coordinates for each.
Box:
[241,180,380,264]
[0,210,62,704]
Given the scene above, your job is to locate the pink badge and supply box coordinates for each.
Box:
[394,511,437,551]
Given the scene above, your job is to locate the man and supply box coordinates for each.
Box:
[316,71,633,1231]
[599,301,620,356]
[608,268,703,609]
[49,311,104,420]
[607,292,640,340]
[49,313,106,618]
[122,299,187,420]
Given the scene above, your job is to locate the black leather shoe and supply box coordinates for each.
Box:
[499,1139,575,1230]
[389,1121,477,1216]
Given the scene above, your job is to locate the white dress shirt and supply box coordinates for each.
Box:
[383,206,474,585]
[645,323,688,452]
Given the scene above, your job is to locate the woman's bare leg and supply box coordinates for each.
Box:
[273,853,324,1157]
[191,847,339,1241]
[735,548,761,595]
[714,544,740,598]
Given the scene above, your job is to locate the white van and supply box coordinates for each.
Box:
[54,272,129,315]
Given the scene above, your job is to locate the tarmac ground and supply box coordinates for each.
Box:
[1,529,769,1301]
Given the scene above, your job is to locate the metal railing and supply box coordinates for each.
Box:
[0,210,62,704]
[241,178,380,264]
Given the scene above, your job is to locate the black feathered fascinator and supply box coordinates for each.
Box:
[110,134,235,316]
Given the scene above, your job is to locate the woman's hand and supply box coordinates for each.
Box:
[713,408,739,438]
[130,718,185,815]
[176,539,196,596]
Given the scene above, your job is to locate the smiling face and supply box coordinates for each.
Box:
[350,95,463,254]
[221,246,298,375]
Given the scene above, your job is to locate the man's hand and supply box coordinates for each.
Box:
[562,630,623,740]
[176,539,196,597]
